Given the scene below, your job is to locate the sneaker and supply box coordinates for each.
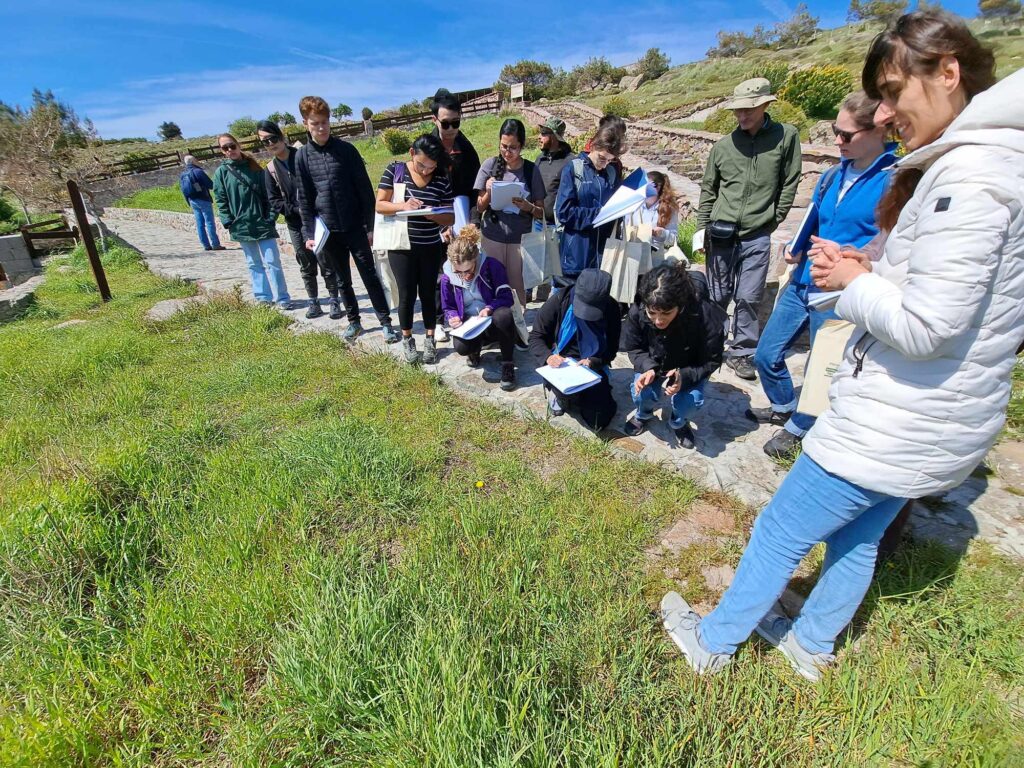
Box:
[435,324,450,343]
[381,322,401,344]
[277,299,296,310]
[499,362,515,391]
[343,321,363,341]
[726,356,757,381]
[755,602,834,682]
[548,390,565,417]
[623,416,649,437]
[674,422,696,450]
[402,335,418,364]
[212,245,227,251]
[328,298,343,320]
[763,429,802,460]
[422,336,437,364]
[203,246,212,251]
[746,406,793,426]
[467,351,481,368]
[305,300,324,319]
[661,592,732,675]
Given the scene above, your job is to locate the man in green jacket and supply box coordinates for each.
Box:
[696,78,802,380]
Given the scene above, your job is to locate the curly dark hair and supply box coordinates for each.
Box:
[637,262,696,313]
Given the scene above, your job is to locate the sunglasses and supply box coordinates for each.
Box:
[438,119,461,130]
[831,124,871,143]
[261,136,282,146]
[220,143,238,152]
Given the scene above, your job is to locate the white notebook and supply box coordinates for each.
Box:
[537,358,601,395]
[450,315,492,340]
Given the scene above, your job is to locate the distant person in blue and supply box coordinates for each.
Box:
[180,155,224,252]
[554,117,626,286]
[747,91,897,458]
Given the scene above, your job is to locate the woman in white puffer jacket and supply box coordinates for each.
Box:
[660,11,1024,682]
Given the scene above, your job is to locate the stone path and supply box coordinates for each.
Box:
[104,212,1024,560]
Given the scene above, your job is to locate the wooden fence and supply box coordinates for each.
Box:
[20,216,79,259]
[90,89,504,179]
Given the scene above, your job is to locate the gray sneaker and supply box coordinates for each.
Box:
[402,335,418,364]
[342,321,362,341]
[422,336,437,364]
[755,602,835,682]
[661,592,732,675]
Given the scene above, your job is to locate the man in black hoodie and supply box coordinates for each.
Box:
[295,95,398,342]
[430,88,481,204]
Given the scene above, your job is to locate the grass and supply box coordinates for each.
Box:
[112,185,190,214]
[1006,358,1024,440]
[0,243,1022,765]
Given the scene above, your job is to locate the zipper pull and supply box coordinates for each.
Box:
[853,358,864,378]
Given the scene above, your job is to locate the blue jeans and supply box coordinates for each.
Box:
[632,373,707,428]
[189,198,221,249]
[238,239,290,305]
[753,282,837,437]
[699,454,906,656]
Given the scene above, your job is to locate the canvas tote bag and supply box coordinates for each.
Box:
[372,163,411,252]
[600,221,645,304]
[796,319,857,417]
[520,219,561,290]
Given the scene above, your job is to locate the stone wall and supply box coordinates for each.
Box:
[0,234,40,285]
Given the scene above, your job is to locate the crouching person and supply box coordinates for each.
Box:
[621,263,726,449]
[440,225,518,391]
[528,268,620,430]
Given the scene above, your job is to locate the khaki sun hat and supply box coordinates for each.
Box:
[537,116,567,143]
[721,78,778,110]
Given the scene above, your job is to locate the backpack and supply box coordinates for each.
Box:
[180,169,197,198]
[554,157,619,228]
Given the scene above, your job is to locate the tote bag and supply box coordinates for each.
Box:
[372,168,411,252]
[600,222,645,304]
[497,283,530,345]
[796,320,857,417]
[520,219,561,290]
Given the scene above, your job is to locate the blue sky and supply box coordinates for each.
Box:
[2,0,978,139]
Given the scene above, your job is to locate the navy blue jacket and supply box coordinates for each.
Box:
[180,167,213,203]
[794,145,898,287]
[555,153,620,277]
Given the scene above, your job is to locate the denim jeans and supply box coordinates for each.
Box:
[189,198,221,249]
[753,282,837,436]
[238,239,291,305]
[632,373,707,428]
[699,454,906,656]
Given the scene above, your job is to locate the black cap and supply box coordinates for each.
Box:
[573,269,611,321]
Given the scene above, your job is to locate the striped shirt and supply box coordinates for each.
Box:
[379,161,453,246]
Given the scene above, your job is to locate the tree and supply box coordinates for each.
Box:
[638,48,671,81]
[773,3,820,48]
[332,103,353,121]
[706,25,773,58]
[397,100,422,116]
[227,116,258,137]
[979,0,1021,18]
[280,112,297,125]
[848,0,908,22]
[497,59,555,101]
[361,107,373,121]
[157,121,183,141]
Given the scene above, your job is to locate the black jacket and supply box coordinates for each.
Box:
[535,143,572,223]
[528,285,622,370]
[265,147,300,228]
[295,136,376,241]
[433,128,481,201]
[620,271,726,388]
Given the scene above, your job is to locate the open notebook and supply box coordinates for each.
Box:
[449,315,492,340]
[537,358,601,395]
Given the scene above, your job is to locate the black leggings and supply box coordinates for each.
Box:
[452,305,517,362]
[388,243,445,331]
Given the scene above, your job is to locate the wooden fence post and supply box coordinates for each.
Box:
[67,179,112,302]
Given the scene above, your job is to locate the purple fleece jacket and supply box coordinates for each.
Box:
[439,253,514,323]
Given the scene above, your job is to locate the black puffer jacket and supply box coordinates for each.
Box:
[528,284,621,370]
[620,271,726,388]
[295,136,376,241]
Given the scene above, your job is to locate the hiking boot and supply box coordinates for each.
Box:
[212,245,226,251]
[499,362,515,391]
[674,422,696,450]
[328,298,343,320]
[746,406,793,426]
[305,300,324,319]
[343,321,363,341]
[661,592,732,676]
[755,602,834,683]
[763,429,802,460]
[467,350,481,368]
[623,416,649,437]
[381,322,401,344]
[402,335,418,364]
[726,356,757,380]
[435,324,450,343]
[422,336,437,365]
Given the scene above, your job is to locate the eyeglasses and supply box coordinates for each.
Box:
[499,144,522,155]
[261,136,282,146]
[453,264,475,276]
[438,119,461,130]
[412,158,437,175]
[831,124,871,143]
[220,143,238,152]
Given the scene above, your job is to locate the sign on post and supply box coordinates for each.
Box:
[510,83,525,102]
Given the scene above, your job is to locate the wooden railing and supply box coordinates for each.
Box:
[20,216,79,259]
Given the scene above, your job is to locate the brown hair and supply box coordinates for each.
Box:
[298,95,331,121]
[447,224,481,266]
[863,11,995,231]
[647,171,679,230]
[839,90,882,130]
[218,133,261,172]
[590,116,627,156]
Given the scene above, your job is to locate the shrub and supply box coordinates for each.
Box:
[780,65,853,119]
[381,128,412,154]
[749,62,791,95]
[361,107,373,121]
[602,96,631,119]
[228,116,258,138]
[638,48,671,81]
[703,108,737,134]
[0,196,23,235]
[703,99,810,139]
[678,217,703,263]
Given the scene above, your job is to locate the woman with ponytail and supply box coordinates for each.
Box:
[439,225,519,390]
[661,10,1024,682]
[212,132,292,308]
[627,170,680,249]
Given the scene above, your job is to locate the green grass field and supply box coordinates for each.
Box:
[1,243,1022,765]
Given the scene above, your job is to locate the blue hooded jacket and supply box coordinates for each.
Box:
[794,144,898,287]
[555,153,620,277]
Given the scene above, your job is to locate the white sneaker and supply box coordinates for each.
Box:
[661,592,732,675]
[435,324,450,343]
[755,602,835,682]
